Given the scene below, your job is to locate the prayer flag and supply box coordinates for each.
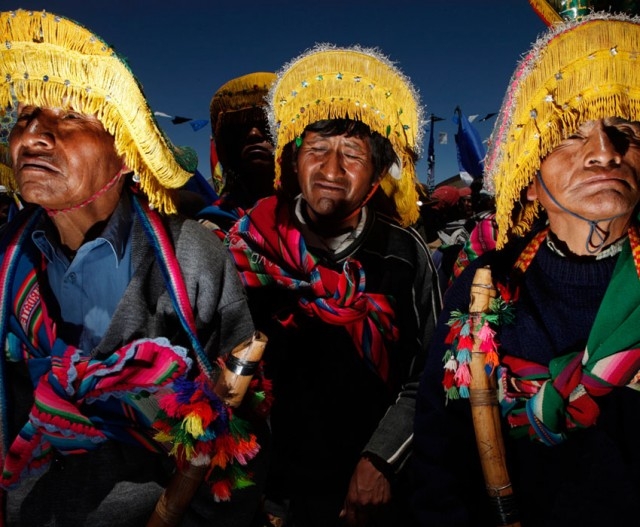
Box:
[478,112,497,122]
[189,119,209,132]
[171,116,192,125]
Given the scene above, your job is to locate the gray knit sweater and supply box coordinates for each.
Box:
[5,204,257,527]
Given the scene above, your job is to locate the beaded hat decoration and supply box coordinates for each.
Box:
[0,9,197,214]
[529,0,640,26]
[209,72,276,140]
[484,13,640,249]
[267,44,424,227]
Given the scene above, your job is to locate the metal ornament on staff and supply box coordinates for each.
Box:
[468,267,520,527]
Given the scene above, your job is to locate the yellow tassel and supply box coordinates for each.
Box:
[486,15,640,247]
[183,414,206,438]
[268,45,423,227]
[154,430,174,444]
[0,10,195,214]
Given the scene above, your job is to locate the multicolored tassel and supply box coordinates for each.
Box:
[442,298,512,402]
[153,370,272,502]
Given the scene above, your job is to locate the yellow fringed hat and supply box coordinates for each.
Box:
[210,72,276,140]
[0,9,197,214]
[267,43,424,227]
[485,13,640,249]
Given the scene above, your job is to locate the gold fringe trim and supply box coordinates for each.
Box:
[378,151,420,227]
[268,45,424,227]
[0,10,196,214]
[486,15,640,247]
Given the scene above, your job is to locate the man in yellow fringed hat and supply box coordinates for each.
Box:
[414,12,640,526]
[198,72,277,236]
[225,44,441,526]
[0,9,269,527]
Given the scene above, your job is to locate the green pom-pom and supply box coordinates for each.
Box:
[445,386,460,402]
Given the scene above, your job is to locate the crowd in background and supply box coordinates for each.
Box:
[2,4,640,527]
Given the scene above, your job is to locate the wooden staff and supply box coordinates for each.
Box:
[468,267,520,527]
[147,331,268,527]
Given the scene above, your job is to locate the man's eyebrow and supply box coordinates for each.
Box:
[342,138,367,151]
[303,135,327,144]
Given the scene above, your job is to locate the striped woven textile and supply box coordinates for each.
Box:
[226,196,399,382]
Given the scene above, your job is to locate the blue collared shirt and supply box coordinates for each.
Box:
[31,194,133,352]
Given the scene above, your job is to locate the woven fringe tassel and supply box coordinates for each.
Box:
[0,10,196,214]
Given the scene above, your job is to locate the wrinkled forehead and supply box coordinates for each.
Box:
[564,117,640,136]
[1,94,99,144]
[15,92,88,113]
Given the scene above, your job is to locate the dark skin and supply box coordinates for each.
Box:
[294,131,381,238]
[9,103,127,252]
[294,129,390,526]
[527,118,640,254]
[218,120,275,207]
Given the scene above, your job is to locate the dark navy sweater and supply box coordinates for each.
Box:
[412,237,640,526]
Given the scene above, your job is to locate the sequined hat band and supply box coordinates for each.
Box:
[267,43,425,227]
[485,13,640,248]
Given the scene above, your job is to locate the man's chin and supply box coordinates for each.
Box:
[241,158,273,172]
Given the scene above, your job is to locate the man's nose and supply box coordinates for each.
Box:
[585,124,623,167]
[320,150,345,178]
[20,113,56,149]
[246,125,271,144]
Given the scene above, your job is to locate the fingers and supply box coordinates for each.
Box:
[339,503,368,526]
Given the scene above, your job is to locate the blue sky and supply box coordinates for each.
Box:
[15,0,547,187]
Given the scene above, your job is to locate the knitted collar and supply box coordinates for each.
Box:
[293,194,368,256]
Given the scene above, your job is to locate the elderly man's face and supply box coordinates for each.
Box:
[529,118,640,223]
[9,104,123,210]
[295,131,376,224]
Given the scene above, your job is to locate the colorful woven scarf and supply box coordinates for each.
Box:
[0,194,265,503]
[452,214,498,281]
[226,196,399,383]
[443,225,640,446]
[0,206,192,488]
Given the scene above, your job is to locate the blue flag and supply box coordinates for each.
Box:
[453,106,486,180]
[189,119,209,132]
